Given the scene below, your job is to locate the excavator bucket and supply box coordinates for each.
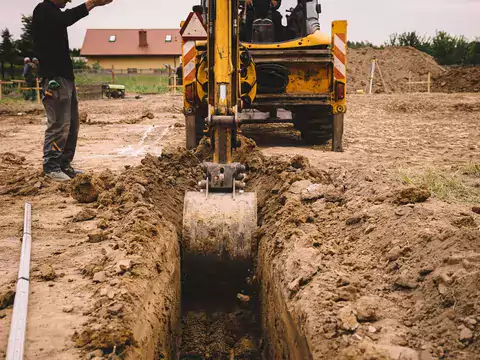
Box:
[182,191,257,263]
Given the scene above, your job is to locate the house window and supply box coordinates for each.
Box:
[109,35,116,42]
[165,34,172,42]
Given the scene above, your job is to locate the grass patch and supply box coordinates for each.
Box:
[462,163,480,177]
[75,73,169,94]
[396,165,480,204]
[0,98,26,105]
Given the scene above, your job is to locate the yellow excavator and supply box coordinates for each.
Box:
[181,0,347,279]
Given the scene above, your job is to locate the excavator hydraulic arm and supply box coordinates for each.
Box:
[182,0,257,278]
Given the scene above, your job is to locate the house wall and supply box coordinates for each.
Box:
[85,56,180,70]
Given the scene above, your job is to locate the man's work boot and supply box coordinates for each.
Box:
[45,170,71,182]
[62,164,84,179]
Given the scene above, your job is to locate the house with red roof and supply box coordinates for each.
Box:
[81,29,182,71]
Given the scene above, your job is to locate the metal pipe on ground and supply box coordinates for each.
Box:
[6,203,32,360]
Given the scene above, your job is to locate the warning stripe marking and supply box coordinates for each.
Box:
[334,34,346,55]
[183,41,196,82]
[333,33,346,80]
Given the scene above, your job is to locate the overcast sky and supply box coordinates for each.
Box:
[1,0,479,49]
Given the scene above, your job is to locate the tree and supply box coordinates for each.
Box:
[16,15,35,59]
[347,40,380,49]
[467,40,480,66]
[387,31,432,55]
[432,31,469,65]
[0,28,17,79]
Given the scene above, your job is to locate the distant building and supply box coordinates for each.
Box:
[81,29,182,70]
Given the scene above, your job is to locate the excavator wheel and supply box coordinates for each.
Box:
[293,107,344,151]
[293,107,333,145]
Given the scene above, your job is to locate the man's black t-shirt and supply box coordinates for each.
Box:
[33,0,89,80]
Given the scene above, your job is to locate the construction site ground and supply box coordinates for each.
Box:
[0,92,479,359]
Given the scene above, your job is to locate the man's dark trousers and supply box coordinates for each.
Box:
[42,77,79,173]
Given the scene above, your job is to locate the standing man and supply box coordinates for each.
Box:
[23,57,35,101]
[33,0,114,181]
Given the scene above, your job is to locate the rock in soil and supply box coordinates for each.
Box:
[395,187,431,205]
[472,206,480,214]
[39,264,56,281]
[115,259,132,274]
[290,154,310,169]
[88,230,107,243]
[386,245,404,261]
[63,305,74,313]
[0,290,15,310]
[71,174,105,203]
[92,271,107,283]
[338,306,359,331]
[458,325,473,343]
[355,296,378,322]
[108,303,123,316]
[73,208,97,222]
[394,274,418,290]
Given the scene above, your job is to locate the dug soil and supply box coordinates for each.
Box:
[0,93,479,359]
[432,67,480,93]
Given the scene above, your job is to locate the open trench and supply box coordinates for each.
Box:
[71,139,328,359]
[101,139,318,359]
[146,141,318,359]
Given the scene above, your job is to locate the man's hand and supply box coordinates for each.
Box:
[86,0,114,11]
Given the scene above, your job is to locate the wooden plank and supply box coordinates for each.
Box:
[36,78,41,105]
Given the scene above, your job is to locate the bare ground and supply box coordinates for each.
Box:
[0,92,479,359]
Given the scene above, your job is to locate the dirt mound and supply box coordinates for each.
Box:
[69,149,203,358]
[252,157,480,359]
[68,137,479,359]
[1,152,26,165]
[432,67,480,93]
[348,46,445,93]
[0,164,66,197]
[0,103,43,117]
[70,171,116,203]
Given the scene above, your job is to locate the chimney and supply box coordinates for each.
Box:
[139,30,148,47]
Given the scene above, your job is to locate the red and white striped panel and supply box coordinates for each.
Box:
[183,41,196,83]
[333,33,347,80]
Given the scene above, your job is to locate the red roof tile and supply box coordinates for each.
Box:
[81,29,182,56]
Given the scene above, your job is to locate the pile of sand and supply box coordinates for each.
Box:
[348,46,445,93]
